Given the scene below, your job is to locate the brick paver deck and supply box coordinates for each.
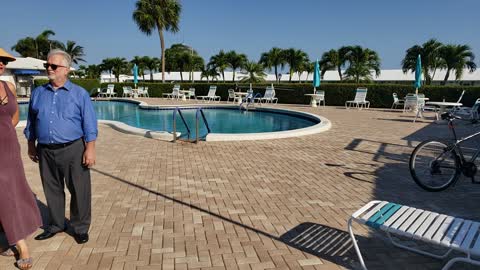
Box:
[2,99,480,270]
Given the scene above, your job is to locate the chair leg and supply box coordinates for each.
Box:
[441,256,480,270]
[347,218,368,270]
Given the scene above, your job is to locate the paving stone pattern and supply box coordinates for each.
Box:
[2,99,480,270]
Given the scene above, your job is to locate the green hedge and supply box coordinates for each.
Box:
[34,79,101,95]
[35,79,480,108]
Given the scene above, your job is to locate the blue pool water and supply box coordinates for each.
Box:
[19,101,318,137]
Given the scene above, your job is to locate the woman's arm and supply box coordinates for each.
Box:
[6,82,19,127]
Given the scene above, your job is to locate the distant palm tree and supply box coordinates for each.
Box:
[402,39,443,85]
[240,61,266,83]
[283,48,309,82]
[343,45,381,83]
[110,57,129,82]
[259,47,286,82]
[133,0,181,82]
[142,56,160,81]
[11,29,59,59]
[100,58,115,80]
[132,56,147,80]
[200,65,219,83]
[57,40,86,64]
[319,47,349,80]
[165,44,203,82]
[226,51,247,82]
[208,50,229,82]
[439,44,476,84]
[80,64,101,79]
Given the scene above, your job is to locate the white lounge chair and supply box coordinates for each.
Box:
[345,87,369,109]
[198,86,220,103]
[255,86,278,104]
[391,93,404,109]
[453,98,480,121]
[349,200,480,270]
[163,86,183,100]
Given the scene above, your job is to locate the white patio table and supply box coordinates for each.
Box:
[305,94,322,107]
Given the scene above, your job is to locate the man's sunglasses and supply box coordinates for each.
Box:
[0,59,9,65]
[43,63,67,70]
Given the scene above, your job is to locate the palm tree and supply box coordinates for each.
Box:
[319,47,349,80]
[165,44,202,82]
[133,0,181,83]
[110,57,129,82]
[142,56,160,81]
[80,64,101,79]
[11,29,59,59]
[131,56,147,80]
[226,51,247,82]
[402,39,443,85]
[240,61,266,83]
[208,50,229,82]
[259,47,286,82]
[56,40,86,65]
[100,58,115,80]
[200,65,219,83]
[343,45,381,83]
[283,48,309,82]
[439,44,476,83]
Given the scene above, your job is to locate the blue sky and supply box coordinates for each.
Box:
[4,0,479,69]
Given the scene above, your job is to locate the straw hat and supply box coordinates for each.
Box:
[0,48,16,62]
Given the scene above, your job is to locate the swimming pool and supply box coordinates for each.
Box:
[18,101,330,141]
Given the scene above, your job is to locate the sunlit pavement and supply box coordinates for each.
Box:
[3,98,480,270]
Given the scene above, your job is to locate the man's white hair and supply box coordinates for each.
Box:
[47,49,72,67]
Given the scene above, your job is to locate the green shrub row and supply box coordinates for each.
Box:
[35,79,480,108]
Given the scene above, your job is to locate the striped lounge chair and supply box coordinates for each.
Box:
[348,200,480,269]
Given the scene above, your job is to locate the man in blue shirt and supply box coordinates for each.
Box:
[25,49,97,244]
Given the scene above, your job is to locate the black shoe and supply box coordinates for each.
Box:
[34,230,59,240]
[74,233,89,244]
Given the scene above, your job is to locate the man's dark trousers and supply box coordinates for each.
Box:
[38,139,91,234]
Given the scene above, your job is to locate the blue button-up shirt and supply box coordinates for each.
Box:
[24,80,98,144]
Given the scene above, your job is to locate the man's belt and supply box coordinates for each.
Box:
[39,138,82,150]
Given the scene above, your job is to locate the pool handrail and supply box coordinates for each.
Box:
[172,107,191,142]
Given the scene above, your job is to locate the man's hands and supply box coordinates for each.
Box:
[28,141,38,163]
[83,141,96,168]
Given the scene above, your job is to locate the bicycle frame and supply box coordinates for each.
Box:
[447,119,480,167]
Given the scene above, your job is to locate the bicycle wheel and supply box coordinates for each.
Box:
[409,140,460,191]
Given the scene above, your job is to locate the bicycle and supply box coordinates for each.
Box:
[409,112,480,191]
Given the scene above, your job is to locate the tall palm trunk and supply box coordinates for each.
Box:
[232,69,236,82]
[274,66,278,82]
[443,68,451,84]
[221,70,225,82]
[157,27,165,83]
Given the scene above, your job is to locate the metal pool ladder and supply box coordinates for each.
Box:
[172,107,211,143]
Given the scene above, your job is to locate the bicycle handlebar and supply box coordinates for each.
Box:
[441,112,462,121]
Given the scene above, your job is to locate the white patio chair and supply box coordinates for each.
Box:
[227,89,236,103]
[391,93,404,109]
[122,86,133,97]
[186,88,196,100]
[345,87,369,109]
[313,90,325,107]
[105,84,117,97]
[198,86,220,103]
[163,86,182,99]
